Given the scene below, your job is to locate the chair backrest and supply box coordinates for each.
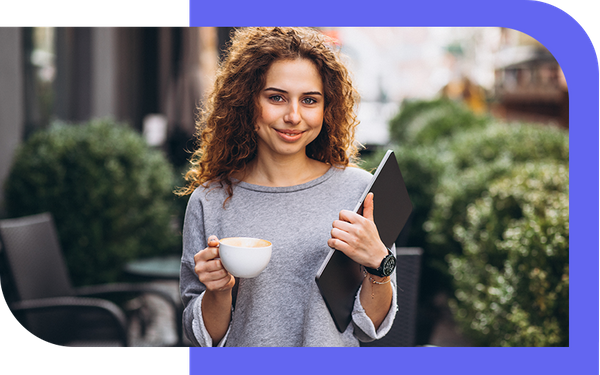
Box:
[0,212,75,301]
[0,213,79,343]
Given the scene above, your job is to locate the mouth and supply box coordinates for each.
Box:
[275,129,305,141]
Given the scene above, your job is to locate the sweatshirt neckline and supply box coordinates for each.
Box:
[234,166,337,193]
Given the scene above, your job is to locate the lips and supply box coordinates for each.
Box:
[275,129,304,141]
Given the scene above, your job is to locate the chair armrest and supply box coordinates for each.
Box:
[10,296,128,346]
[75,283,183,346]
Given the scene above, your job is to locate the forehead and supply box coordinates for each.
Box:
[263,59,323,91]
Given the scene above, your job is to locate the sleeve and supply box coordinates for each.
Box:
[350,245,398,342]
[180,189,232,347]
[190,291,232,347]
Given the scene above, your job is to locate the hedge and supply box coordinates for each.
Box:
[447,162,569,346]
[4,119,180,286]
[388,98,490,147]
[424,121,569,262]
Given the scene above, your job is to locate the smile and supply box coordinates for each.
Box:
[275,129,304,141]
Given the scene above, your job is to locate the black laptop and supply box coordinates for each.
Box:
[315,150,413,332]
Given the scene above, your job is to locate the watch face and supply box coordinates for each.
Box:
[382,255,396,276]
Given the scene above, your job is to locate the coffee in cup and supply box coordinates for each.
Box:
[218,237,272,278]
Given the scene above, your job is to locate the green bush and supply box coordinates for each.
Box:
[424,122,569,261]
[388,98,490,147]
[447,162,569,346]
[382,97,569,345]
[425,157,516,259]
[4,119,180,286]
[447,121,569,171]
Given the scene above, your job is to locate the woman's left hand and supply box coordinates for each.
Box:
[328,192,388,269]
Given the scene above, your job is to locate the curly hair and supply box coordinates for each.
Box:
[177,27,361,198]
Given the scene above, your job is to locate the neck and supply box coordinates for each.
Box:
[242,153,329,187]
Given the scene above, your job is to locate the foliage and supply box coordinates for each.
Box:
[424,122,569,262]
[381,97,570,345]
[447,121,569,171]
[447,162,569,346]
[425,157,515,259]
[4,118,180,286]
[388,97,490,147]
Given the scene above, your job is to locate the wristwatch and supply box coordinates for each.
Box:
[365,248,396,277]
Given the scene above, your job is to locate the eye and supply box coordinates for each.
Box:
[269,95,284,102]
[302,97,317,105]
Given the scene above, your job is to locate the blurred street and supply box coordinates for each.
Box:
[127,280,187,347]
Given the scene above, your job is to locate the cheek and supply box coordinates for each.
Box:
[308,111,325,128]
[258,106,279,125]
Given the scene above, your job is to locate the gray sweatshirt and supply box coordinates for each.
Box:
[180,165,398,346]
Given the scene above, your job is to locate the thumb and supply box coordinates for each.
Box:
[363,192,375,221]
[207,235,220,247]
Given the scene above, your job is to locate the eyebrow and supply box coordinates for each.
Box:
[263,87,323,96]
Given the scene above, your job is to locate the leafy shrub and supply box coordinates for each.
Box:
[447,121,569,171]
[4,119,180,286]
[370,99,569,345]
[425,122,569,261]
[425,157,516,259]
[388,98,490,147]
[447,162,569,346]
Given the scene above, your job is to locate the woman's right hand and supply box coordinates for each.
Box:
[195,235,235,344]
[194,235,235,293]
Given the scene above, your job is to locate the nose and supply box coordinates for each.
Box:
[284,103,301,125]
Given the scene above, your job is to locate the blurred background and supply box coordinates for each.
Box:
[0,27,568,347]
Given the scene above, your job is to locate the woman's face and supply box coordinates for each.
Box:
[255,58,324,160]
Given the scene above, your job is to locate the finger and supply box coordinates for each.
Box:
[327,237,354,256]
[339,209,361,224]
[203,258,227,273]
[363,192,375,221]
[194,246,219,263]
[196,259,230,282]
[204,272,235,291]
[208,274,236,292]
[327,237,341,250]
[332,219,354,232]
[207,235,220,247]
[194,257,221,275]
[330,226,356,246]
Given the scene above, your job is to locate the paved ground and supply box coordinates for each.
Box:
[427,292,473,347]
[126,280,188,347]
[130,281,470,347]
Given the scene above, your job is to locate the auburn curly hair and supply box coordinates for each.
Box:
[177,27,361,198]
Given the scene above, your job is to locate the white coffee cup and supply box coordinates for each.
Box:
[218,237,272,278]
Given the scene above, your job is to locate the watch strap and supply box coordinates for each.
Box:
[365,248,395,277]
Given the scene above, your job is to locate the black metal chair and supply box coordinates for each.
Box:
[0,212,183,347]
[361,247,423,347]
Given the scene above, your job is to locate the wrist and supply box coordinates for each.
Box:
[364,247,396,277]
[368,273,391,284]
[205,286,233,301]
[366,243,389,269]
[362,266,392,285]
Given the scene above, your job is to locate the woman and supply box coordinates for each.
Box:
[178,27,397,347]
